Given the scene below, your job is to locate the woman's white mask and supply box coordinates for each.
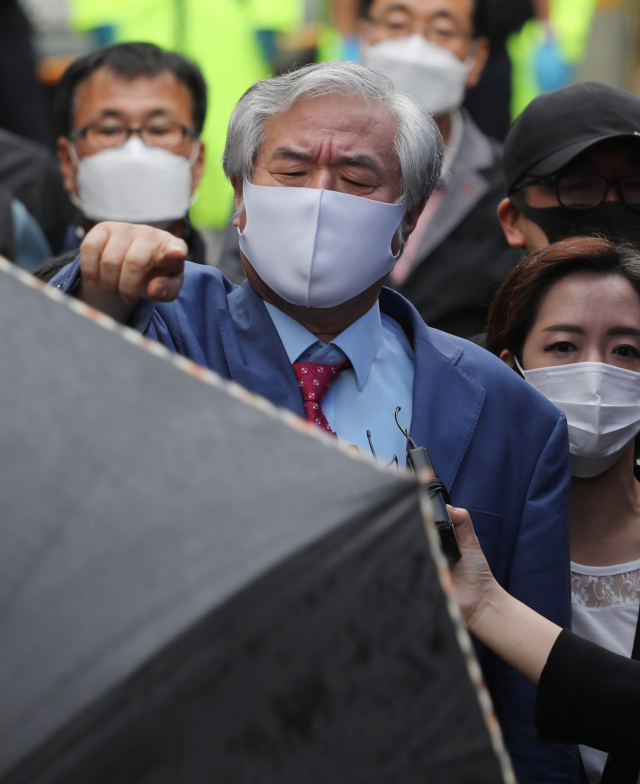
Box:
[517,360,640,478]
[362,34,473,115]
[238,180,405,309]
[70,136,199,225]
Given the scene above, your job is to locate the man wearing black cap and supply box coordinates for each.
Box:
[498,81,640,252]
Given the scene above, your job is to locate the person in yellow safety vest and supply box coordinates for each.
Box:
[508,0,597,119]
[68,0,302,231]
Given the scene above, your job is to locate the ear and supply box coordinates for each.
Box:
[191,141,206,191]
[58,137,78,195]
[401,198,426,242]
[465,36,489,90]
[231,178,245,229]
[498,197,527,248]
[499,348,516,369]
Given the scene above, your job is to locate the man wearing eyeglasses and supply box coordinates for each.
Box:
[55,42,208,265]
[356,0,514,339]
[499,81,640,253]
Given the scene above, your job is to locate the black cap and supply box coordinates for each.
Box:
[503,81,640,193]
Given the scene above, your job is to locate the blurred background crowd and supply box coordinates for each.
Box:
[2,0,639,267]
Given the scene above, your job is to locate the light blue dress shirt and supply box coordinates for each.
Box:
[264,300,415,466]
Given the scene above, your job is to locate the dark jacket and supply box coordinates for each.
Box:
[392,112,516,338]
[0,128,74,254]
[537,630,640,779]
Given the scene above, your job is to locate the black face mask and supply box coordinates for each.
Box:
[511,197,640,246]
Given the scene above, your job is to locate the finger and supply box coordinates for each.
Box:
[93,228,141,294]
[117,231,186,304]
[152,234,188,268]
[144,271,185,302]
[141,234,187,301]
[447,506,479,546]
[80,223,112,284]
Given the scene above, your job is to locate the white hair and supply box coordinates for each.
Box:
[222,60,444,215]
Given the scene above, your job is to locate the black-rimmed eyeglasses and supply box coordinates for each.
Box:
[513,172,640,211]
[69,121,197,152]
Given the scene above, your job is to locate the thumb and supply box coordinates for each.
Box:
[447,506,479,548]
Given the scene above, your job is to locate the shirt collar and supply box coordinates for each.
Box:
[263,300,383,391]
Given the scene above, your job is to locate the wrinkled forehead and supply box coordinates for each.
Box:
[257,93,399,163]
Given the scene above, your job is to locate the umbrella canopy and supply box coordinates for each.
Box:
[0,264,506,784]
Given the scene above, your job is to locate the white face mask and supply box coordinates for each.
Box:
[70,136,199,225]
[363,34,472,115]
[517,360,640,478]
[238,180,405,309]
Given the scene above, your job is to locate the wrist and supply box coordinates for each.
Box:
[466,580,510,639]
[77,279,136,323]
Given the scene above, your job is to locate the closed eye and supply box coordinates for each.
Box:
[343,177,370,187]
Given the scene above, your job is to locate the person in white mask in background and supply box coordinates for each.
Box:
[358,0,513,338]
[49,62,580,783]
[50,43,206,274]
[486,235,640,784]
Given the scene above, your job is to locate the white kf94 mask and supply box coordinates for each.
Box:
[71,136,199,224]
[518,361,640,478]
[238,180,405,309]
[363,34,472,115]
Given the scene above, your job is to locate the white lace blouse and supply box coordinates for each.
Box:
[571,558,640,784]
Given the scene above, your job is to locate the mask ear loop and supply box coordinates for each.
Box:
[66,140,86,213]
[513,355,527,379]
[463,39,480,78]
[68,139,83,168]
[187,139,202,167]
[186,140,202,209]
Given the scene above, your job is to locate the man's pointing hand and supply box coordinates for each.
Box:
[78,222,188,321]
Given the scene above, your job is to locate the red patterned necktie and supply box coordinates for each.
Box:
[292,361,352,433]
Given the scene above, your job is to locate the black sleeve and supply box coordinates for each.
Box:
[535,629,640,755]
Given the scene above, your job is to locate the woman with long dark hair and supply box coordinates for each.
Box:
[485,236,640,783]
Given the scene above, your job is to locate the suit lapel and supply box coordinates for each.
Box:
[409,115,494,270]
[380,289,485,492]
[220,285,485,488]
[219,282,305,417]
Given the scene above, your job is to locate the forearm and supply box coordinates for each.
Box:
[469,584,562,686]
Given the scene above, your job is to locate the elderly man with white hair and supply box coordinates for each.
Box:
[50,61,578,783]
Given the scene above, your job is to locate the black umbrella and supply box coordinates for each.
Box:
[0,264,508,784]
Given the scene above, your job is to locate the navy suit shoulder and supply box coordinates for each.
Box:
[429,325,566,428]
[380,286,566,451]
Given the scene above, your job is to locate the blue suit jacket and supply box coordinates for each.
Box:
[52,260,579,782]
